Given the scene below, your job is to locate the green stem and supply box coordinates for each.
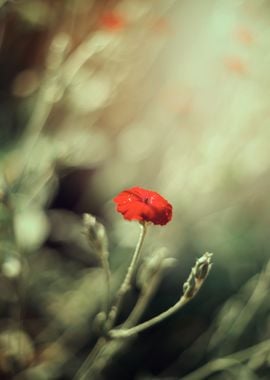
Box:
[110,294,189,338]
[107,222,147,328]
[73,337,106,380]
[100,249,111,317]
[123,266,163,329]
[110,253,213,338]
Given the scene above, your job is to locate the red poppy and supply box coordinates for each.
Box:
[114,187,172,225]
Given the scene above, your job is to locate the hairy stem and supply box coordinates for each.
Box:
[123,266,163,328]
[110,253,212,338]
[100,249,111,317]
[107,222,147,328]
[110,294,189,338]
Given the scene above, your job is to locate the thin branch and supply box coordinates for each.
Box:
[110,253,213,338]
[110,293,189,338]
[123,266,163,328]
[107,223,147,329]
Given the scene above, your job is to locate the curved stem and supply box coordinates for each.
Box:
[109,255,212,338]
[107,222,147,328]
[110,294,189,338]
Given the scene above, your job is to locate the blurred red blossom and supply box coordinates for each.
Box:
[224,56,248,74]
[158,87,193,115]
[99,11,126,31]
[234,26,254,45]
[150,17,173,36]
[114,187,172,225]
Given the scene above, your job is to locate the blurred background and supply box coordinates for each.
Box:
[0,0,270,379]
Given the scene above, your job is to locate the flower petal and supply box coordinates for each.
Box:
[113,187,172,225]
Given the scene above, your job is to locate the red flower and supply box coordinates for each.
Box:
[99,11,126,31]
[114,187,172,225]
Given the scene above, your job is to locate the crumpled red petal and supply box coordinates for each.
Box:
[113,187,172,226]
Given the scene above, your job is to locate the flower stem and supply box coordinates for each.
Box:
[110,294,189,338]
[73,337,106,380]
[123,264,163,328]
[107,222,147,329]
[109,253,213,338]
[100,248,111,317]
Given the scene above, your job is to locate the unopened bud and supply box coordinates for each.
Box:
[183,253,213,299]
[83,213,108,253]
[183,268,197,298]
[194,252,213,280]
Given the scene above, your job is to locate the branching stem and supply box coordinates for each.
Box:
[110,294,189,338]
[109,255,212,338]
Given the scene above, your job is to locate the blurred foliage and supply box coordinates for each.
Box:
[0,0,270,379]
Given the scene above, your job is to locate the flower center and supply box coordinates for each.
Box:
[143,196,153,205]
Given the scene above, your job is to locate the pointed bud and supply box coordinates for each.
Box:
[183,268,197,298]
[194,252,213,281]
[183,252,213,299]
[83,213,108,254]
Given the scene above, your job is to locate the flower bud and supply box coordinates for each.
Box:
[183,268,197,298]
[194,252,213,281]
[183,253,213,299]
[83,213,108,254]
